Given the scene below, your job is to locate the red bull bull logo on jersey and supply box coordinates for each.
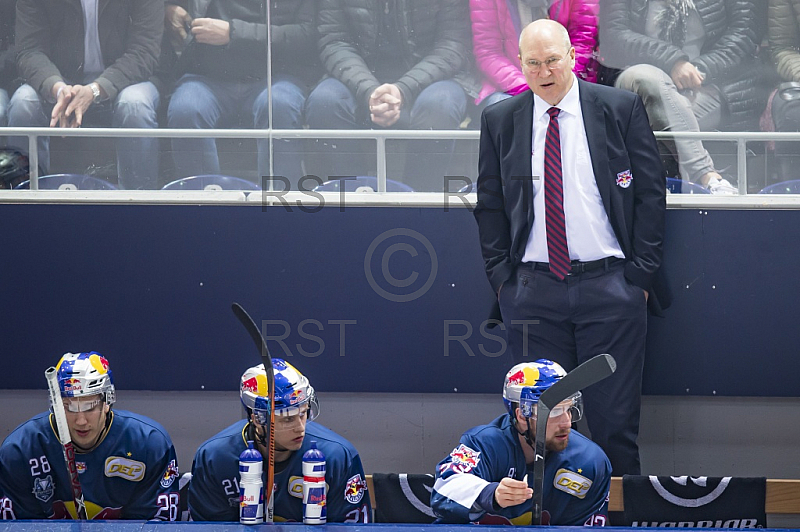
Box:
[344,474,366,504]
[160,459,179,488]
[450,444,481,472]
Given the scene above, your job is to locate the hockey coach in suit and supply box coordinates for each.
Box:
[474,19,671,476]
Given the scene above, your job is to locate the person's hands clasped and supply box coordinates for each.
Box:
[369,84,402,127]
[191,17,230,45]
[165,4,192,51]
[670,60,704,90]
[494,476,532,508]
[50,82,93,128]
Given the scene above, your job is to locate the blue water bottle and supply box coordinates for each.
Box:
[302,441,327,524]
[239,440,264,525]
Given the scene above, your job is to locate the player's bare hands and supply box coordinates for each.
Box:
[165,4,192,51]
[494,477,532,508]
[191,17,230,45]
[670,60,704,90]
[369,84,402,127]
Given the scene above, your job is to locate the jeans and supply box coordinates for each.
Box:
[305,77,467,191]
[6,82,160,189]
[616,64,721,183]
[168,73,307,188]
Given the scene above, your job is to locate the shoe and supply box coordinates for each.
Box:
[705,177,738,195]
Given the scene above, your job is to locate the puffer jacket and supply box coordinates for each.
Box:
[599,0,766,129]
[770,0,800,82]
[176,0,320,84]
[470,0,598,104]
[317,0,479,108]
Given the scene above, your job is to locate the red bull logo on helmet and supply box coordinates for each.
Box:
[288,388,306,405]
[242,373,269,397]
[62,378,82,393]
[344,474,366,504]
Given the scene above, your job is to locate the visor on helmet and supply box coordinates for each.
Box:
[519,388,583,421]
[63,395,104,413]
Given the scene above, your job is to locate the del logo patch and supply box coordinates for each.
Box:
[344,474,367,504]
[554,468,592,499]
[105,457,146,481]
[160,459,179,488]
[616,169,633,188]
[32,474,55,502]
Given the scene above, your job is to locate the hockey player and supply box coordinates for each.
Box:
[188,359,371,522]
[0,352,180,520]
[431,359,611,526]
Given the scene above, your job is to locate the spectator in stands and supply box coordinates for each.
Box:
[0,0,17,129]
[470,0,599,108]
[165,0,319,189]
[599,0,766,195]
[7,0,164,189]
[0,352,180,520]
[188,359,371,522]
[305,0,478,191]
[431,359,611,526]
[768,0,800,183]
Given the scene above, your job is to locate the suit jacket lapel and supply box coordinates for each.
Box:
[513,91,535,229]
[579,80,613,221]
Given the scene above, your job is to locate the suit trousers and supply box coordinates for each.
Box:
[499,259,647,475]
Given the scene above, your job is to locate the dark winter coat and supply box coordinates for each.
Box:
[599,0,768,129]
[317,0,479,108]
[15,0,163,101]
[177,0,320,85]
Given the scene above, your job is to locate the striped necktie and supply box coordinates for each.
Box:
[544,107,570,279]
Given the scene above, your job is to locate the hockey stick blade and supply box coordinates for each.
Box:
[532,354,616,525]
[231,303,276,523]
[540,354,616,410]
[45,367,88,520]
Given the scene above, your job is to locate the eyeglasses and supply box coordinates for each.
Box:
[63,397,103,413]
[523,56,566,74]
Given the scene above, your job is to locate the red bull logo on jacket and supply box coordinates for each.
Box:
[616,169,633,188]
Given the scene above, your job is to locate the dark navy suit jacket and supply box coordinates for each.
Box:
[474,80,671,319]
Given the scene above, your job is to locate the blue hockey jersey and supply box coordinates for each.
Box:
[431,414,610,526]
[189,419,371,523]
[0,410,180,520]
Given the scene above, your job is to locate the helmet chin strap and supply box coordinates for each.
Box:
[511,412,537,451]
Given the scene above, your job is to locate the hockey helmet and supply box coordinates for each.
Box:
[502,359,582,421]
[0,148,32,189]
[240,359,319,424]
[55,351,116,406]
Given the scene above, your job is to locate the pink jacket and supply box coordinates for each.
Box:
[470,0,599,103]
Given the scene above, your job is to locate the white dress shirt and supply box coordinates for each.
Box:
[522,74,625,263]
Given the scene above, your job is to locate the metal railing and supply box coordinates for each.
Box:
[4,126,800,200]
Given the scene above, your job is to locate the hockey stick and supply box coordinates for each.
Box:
[531,354,616,525]
[232,302,276,523]
[45,366,88,520]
